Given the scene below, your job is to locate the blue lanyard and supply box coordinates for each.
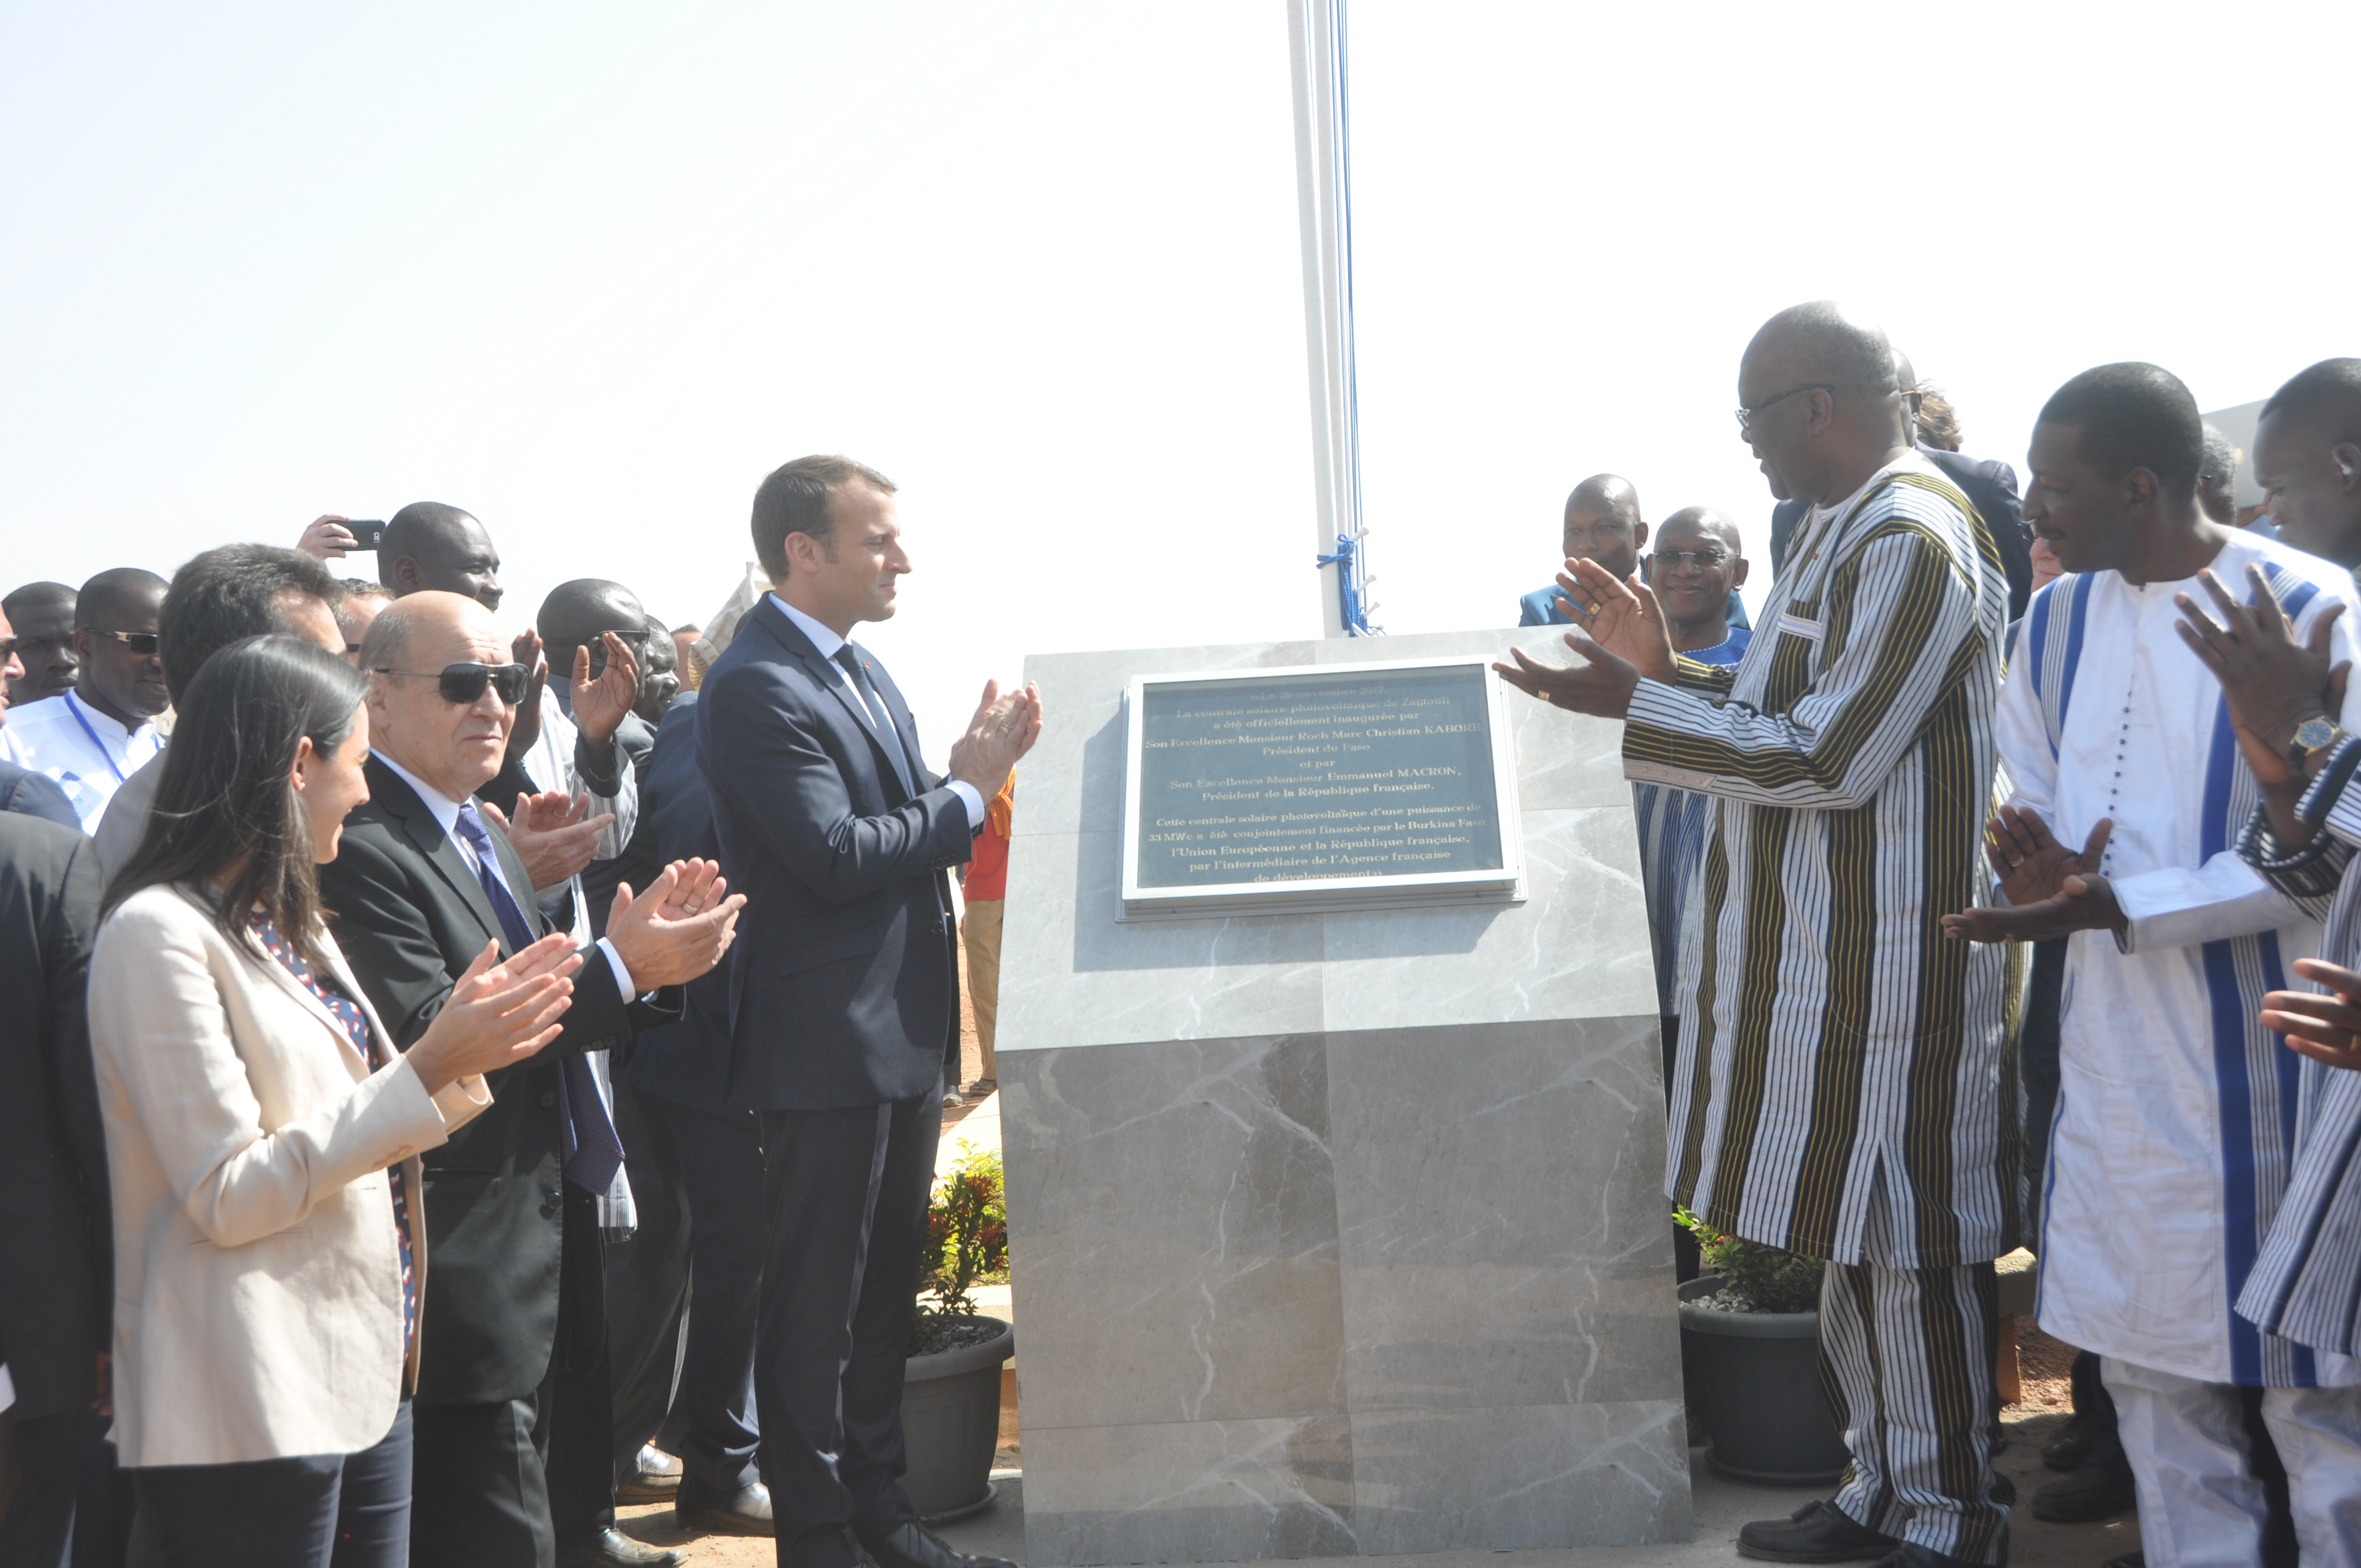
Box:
[64,692,150,785]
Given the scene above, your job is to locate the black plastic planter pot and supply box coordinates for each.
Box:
[901,1316,1015,1523]
[1677,1277,1847,1486]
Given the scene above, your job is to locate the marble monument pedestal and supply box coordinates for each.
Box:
[998,628,1689,1565]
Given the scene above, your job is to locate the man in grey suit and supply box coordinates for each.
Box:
[698,456,1039,1568]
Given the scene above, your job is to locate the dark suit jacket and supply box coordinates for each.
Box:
[0,758,79,829]
[623,694,737,1115]
[0,814,109,1419]
[318,756,667,1405]
[697,599,972,1111]
[1769,445,2033,619]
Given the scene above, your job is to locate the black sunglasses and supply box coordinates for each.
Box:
[374,662,530,706]
[86,628,161,656]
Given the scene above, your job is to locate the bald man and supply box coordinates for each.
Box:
[2250,357,2361,570]
[1768,356,2033,619]
[381,501,506,611]
[321,590,741,1568]
[1499,302,2013,1568]
[1519,474,1751,633]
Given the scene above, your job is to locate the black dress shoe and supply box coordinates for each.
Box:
[2041,1420,2095,1472]
[556,1528,686,1567]
[616,1473,681,1504]
[859,1518,1018,1568]
[2100,1554,2143,1568]
[1864,1547,2001,1568]
[678,1479,775,1536]
[2029,1459,2136,1522]
[1736,1500,1900,1563]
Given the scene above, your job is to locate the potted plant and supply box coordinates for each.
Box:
[900,1142,1015,1522]
[1674,1208,1848,1485]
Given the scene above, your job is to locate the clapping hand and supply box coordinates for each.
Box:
[606,859,746,989]
[2174,565,2348,786]
[948,680,1043,799]
[570,631,640,746]
[407,935,583,1093]
[506,629,549,763]
[1942,807,2122,942]
[481,792,615,895]
[2262,957,2361,1072]
[1552,556,1679,684]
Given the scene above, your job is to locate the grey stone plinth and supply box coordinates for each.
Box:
[1000,629,1688,1563]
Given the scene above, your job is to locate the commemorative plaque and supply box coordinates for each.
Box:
[1119,656,1523,918]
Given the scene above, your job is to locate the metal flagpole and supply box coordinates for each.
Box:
[1286,0,1376,637]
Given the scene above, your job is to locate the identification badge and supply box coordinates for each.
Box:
[1776,612,1826,643]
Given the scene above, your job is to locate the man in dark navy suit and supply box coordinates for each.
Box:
[1768,363,2034,618]
[698,456,1040,1568]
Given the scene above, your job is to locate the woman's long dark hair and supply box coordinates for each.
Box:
[104,635,371,970]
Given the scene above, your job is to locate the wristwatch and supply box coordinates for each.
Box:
[2291,716,2346,780]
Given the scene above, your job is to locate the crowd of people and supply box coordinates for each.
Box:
[6,299,2361,1568]
[0,470,1040,1568]
[1498,303,2361,1568]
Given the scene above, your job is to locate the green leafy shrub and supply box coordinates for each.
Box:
[1675,1207,1824,1314]
[911,1141,1009,1354]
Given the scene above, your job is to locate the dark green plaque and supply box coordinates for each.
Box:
[1128,662,1509,902]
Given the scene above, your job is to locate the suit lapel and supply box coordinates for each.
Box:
[367,757,510,955]
[753,601,918,803]
[853,643,927,792]
[179,885,373,1079]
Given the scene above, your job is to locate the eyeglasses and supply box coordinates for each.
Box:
[0,638,16,662]
[374,662,530,706]
[85,628,161,656]
[1652,548,1733,570]
[1734,384,1833,432]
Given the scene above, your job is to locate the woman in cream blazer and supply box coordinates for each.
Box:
[89,636,583,1568]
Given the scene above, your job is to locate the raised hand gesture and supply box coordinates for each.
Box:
[2173,564,2348,786]
[507,628,549,763]
[570,631,640,746]
[482,792,614,895]
[1552,556,1678,684]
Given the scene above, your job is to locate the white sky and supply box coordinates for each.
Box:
[4,1,2352,760]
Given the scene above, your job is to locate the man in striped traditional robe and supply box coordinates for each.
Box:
[1499,302,2013,1568]
[2167,357,2361,1556]
[1948,363,2361,1567]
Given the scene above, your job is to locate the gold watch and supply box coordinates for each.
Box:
[2292,716,2346,781]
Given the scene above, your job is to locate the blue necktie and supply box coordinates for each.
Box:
[834,645,916,798]
[453,802,625,1195]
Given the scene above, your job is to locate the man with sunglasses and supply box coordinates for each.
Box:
[323,589,743,1568]
[0,567,168,832]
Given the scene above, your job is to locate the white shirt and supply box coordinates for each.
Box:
[769,594,984,828]
[2000,530,2361,1384]
[0,690,165,832]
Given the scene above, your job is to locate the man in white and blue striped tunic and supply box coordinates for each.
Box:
[1951,364,2361,1568]
[1502,303,2014,1568]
